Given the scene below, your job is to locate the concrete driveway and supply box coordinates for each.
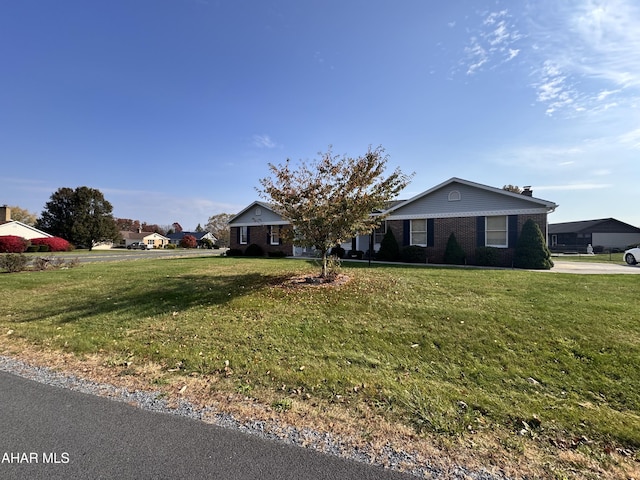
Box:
[549,260,640,274]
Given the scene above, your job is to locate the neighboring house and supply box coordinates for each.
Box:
[0,205,52,240]
[228,178,558,266]
[228,201,293,256]
[166,231,218,247]
[548,218,640,253]
[119,230,170,249]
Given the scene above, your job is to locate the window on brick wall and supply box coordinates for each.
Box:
[270,226,280,245]
[486,216,507,247]
[410,219,427,246]
[240,226,248,245]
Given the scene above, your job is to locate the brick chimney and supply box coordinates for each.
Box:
[521,186,533,197]
[0,205,11,222]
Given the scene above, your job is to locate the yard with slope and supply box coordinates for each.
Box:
[1,256,638,479]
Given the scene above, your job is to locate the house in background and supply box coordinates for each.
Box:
[548,218,640,253]
[228,178,558,266]
[227,201,293,256]
[166,231,218,247]
[0,205,52,240]
[118,230,170,249]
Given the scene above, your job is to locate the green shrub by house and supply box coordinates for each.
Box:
[377,229,400,261]
[244,243,265,257]
[514,219,554,270]
[443,232,466,265]
[475,246,500,267]
[400,245,427,263]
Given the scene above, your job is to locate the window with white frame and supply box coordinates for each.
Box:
[240,226,248,244]
[486,216,508,247]
[270,225,280,245]
[411,219,427,246]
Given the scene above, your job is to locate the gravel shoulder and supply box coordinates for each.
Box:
[0,355,509,480]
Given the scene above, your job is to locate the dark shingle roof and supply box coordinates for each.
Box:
[548,218,640,234]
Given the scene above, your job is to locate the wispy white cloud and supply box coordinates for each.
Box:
[252,134,277,149]
[463,10,522,75]
[529,0,640,115]
[618,127,640,149]
[457,1,640,117]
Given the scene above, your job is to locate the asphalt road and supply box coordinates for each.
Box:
[58,248,223,263]
[0,372,415,480]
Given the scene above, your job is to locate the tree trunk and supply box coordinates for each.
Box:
[321,251,327,278]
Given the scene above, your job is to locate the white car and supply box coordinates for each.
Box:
[624,246,640,265]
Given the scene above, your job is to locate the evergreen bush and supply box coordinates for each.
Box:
[329,246,346,259]
[244,243,265,257]
[400,245,427,263]
[200,238,214,249]
[225,248,243,257]
[475,247,500,267]
[514,219,554,270]
[443,232,466,265]
[377,229,400,261]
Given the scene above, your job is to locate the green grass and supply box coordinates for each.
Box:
[1,257,639,455]
[552,252,626,264]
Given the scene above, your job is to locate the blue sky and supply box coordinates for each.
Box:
[2,0,639,230]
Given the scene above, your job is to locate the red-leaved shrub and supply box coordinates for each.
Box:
[179,234,197,248]
[30,237,73,252]
[0,235,29,253]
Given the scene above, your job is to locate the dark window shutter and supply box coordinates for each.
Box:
[476,216,485,247]
[508,215,518,248]
[236,227,240,244]
[427,219,435,247]
[403,220,410,246]
[267,226,271,244]
[246,227,250,244]
[279,226,282,245]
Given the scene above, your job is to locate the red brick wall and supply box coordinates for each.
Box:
[229,225,294,255]
[386,213,548,266]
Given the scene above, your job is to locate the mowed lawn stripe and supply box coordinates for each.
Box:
[1,256,638,452]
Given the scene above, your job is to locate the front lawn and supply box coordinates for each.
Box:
[1,257,638,478]
[552,252,626,264]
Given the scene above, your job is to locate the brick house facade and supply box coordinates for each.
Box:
[228,202,294,256]
[385,212,548,266]
[228,179,558,266]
